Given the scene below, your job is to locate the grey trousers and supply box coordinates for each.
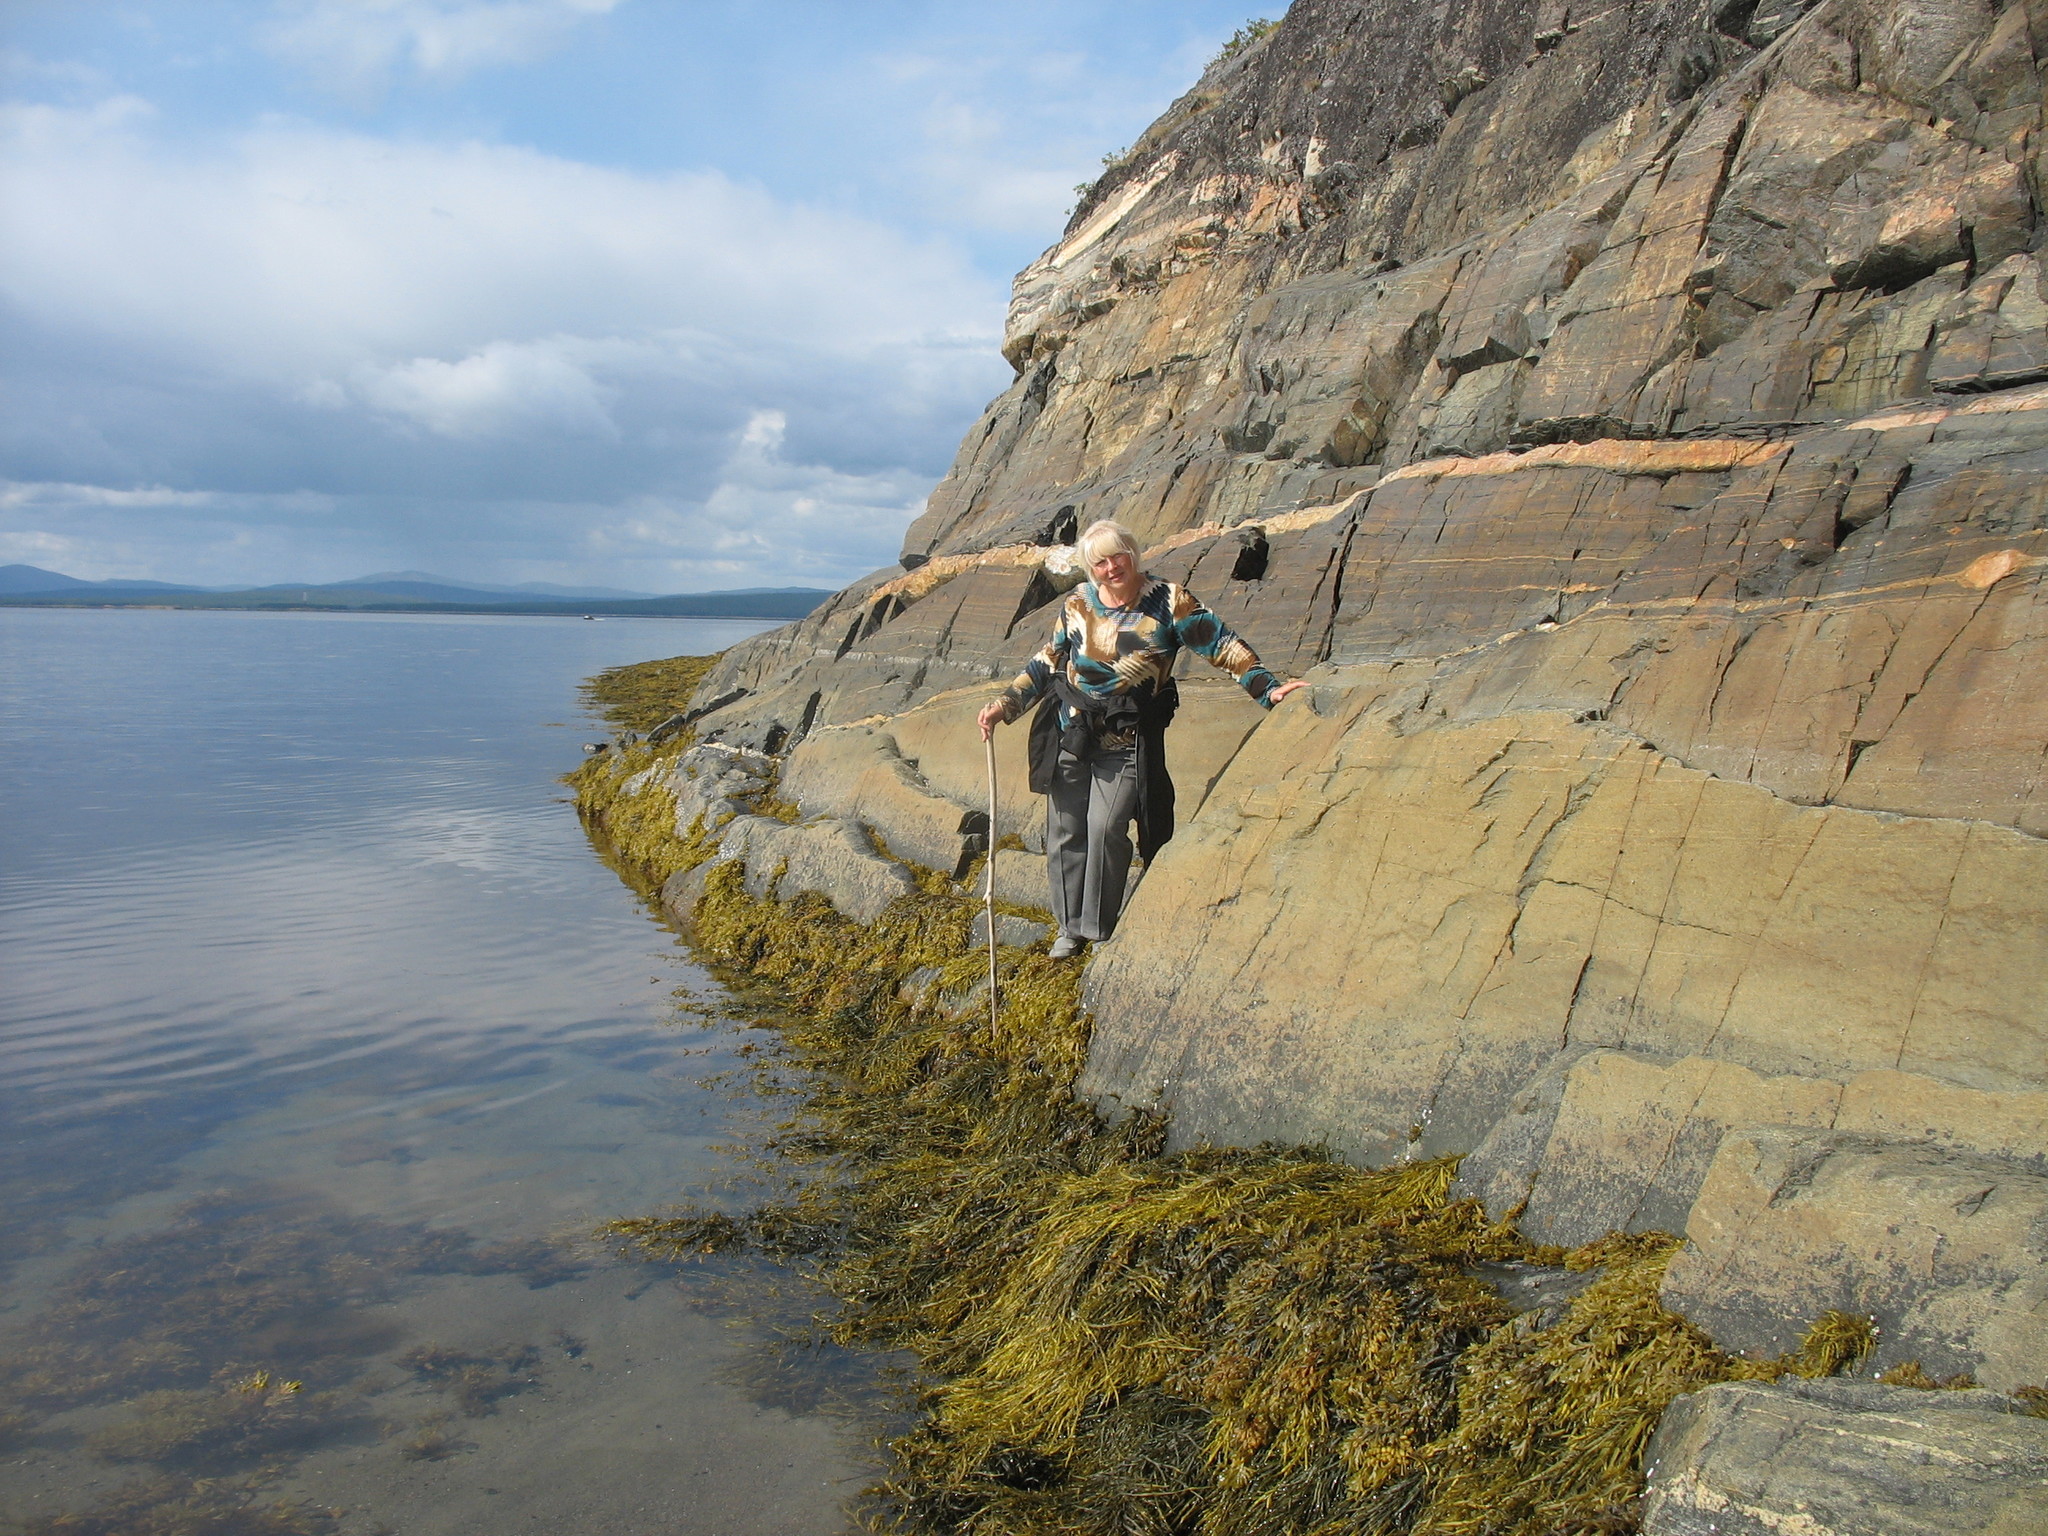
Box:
[1047,743,1140,942]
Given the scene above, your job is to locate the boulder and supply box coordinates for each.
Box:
[712,814,916,927]
[650,743,778,837]
[1457,1052,2048,1254]
[1834,1071,2048,1175]
[874,695,1042,849]
[781,726,972,873]
[1642,1379,2048,1536]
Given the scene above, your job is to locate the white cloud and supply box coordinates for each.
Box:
[0,94,1011,588]
[355,339,621,440]
[0,100,996,378]
[264,0,620,98]
[1,481,218,511]
[857,34,1228,240]
[586,408,932,585]
[737,409,786,454]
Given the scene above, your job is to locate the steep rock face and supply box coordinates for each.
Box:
[679,0,2048,1392]
[898,0,2045,558]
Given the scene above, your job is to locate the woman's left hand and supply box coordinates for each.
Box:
[1269,679,1309,704]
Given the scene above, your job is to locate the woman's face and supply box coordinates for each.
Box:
[1091,547,1136,591]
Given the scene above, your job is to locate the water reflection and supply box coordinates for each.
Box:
[0,609,878,1535]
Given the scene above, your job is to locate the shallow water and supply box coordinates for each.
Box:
[0,608,876,1534]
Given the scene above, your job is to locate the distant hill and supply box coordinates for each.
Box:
[345,571,662,601]
[0,564,205,595]
[0,564,89,593]
[0,564,831,619]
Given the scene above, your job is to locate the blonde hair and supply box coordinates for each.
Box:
[1077,518,1141,566]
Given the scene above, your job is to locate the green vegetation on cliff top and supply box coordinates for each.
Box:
[575,652,1880,1536]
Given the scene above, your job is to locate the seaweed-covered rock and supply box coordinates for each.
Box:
[649,742,778,837]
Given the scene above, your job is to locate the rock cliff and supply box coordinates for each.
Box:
[672,0,2047,1431]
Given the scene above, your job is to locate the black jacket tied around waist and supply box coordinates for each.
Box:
[1028,675,1180,863]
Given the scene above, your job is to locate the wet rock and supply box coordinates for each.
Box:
[1466,1259,1598,1327]
[658,862,711,923]
[1641,1378,2048,1535]
[897,965,945,1008]
[650,743,779,838]
[970,911,1052,952]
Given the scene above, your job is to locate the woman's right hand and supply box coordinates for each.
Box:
[977,700,1008,741]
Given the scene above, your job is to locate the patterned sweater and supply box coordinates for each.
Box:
[997,578,1281,744]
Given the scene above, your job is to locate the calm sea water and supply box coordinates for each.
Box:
[0,608,874,1535]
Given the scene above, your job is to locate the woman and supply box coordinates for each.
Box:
[978,518,1306,958]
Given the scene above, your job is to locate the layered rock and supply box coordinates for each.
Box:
[671,0,2048,1407]
[1640,1378,2048,1533]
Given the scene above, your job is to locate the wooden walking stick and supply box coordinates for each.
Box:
[984,730,1000,1035]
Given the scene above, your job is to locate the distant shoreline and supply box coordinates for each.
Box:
[0,592,824,621]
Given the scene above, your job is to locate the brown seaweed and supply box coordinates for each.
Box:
[576,654,1884,1536]
[579,652,724,736]
[4,1474,341,1536]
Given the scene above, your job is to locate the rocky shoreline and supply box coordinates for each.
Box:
[581,0,2048,1525]
[571,711,2047,1534]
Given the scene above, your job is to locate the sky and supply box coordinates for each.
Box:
[0,1,1273,593]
